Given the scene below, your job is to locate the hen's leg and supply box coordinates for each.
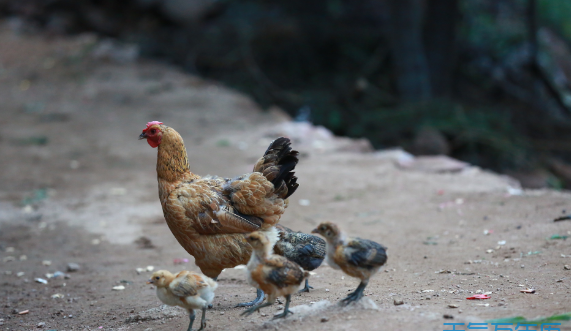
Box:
[186,309,196,331]
[272,294,293,319]
[341,281,367,305]
[298,279,313,293]
[235,288,265,307]
[208,276,219,309]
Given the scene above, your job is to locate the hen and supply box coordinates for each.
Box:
[139,121,299,306]
[273,224,325,292]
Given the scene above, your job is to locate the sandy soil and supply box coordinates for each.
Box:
[1,24,570,331]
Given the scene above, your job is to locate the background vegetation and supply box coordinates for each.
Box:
[3,0,571,187]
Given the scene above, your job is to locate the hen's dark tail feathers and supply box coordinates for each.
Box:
[253,137,299,199]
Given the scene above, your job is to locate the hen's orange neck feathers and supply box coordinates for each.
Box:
[156,127,190,182]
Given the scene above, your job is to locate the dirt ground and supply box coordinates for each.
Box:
[1,23,571,331]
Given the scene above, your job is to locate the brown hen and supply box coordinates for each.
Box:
[139,121,299,306]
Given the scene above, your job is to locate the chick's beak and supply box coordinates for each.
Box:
[146,279,153,284]
[311,228,319,234]
[139,132,148,140]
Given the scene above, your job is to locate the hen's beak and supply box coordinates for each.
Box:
[139,132,147,140]
[311,228,319,234]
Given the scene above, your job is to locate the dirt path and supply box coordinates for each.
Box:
[1,25,570,331]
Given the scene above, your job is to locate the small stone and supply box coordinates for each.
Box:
[67,263,80,272]
[220,312,225,315]
[91,239,101,245]
[564,265,570,270]
[37,322,46,328]
[146,266,154,272]
[393,299,404,306]
[19,255,27,261]
[448,304,458,308]
[498,302,504,306]
[325,289,329,292]
[51,293,64,299]
[16,272,25,277]
[5,247,15,253]
[112,285,126,291]
[320,317,329,322]
[35,278,48,284]
[18,310,29,315]
[42,260,52,266]
[443,314,454,319]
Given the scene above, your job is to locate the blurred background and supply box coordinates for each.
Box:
[3,0,571,188]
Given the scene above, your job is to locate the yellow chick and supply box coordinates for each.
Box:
[312,222,387,305]
[241,231,309,319]
[147,270,217,331]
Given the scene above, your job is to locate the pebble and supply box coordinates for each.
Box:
[37,322,46,328]
[393,299,404,306]
[35,278,48,284]
[443,314,454,319]
[67,263,80,272]
[564,265,570,270]
[321,317,329,322]
[42,260,52,266]
[298,199,311,206]
[51,293,65,299]
[16,272,25,277]
[18,310,29,315]
[112,285,126,291]
[448,304,458,308]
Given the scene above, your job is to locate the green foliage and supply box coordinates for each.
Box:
[336,101,531,170]
[538,0,571,39]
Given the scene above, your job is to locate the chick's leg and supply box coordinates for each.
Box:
[240,300,273,317]
[235,288,265,307]
[186,309,196,331]
[341,281,368,305]
[272,294,294,319]
[298,279,313,293]
[197,306,207,331]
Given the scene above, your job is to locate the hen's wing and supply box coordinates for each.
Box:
[168,177,264,235]
[169,272,207,298]
[263,256,306,288]
[344,238,387,270]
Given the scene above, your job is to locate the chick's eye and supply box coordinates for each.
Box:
[155,276,160,280]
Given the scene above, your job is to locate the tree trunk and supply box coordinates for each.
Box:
[423,0,459,98]
[387,0,432,102]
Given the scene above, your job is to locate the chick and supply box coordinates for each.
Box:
[147,270,218,331]
[312,222,387,305]
[241,231,309,319]
[273,224,326,292]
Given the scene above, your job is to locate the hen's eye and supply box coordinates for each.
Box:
[150,129,156,134]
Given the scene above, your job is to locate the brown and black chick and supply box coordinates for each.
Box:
[312,221,387,305]
[273,224,325,292]
[242,231,309,319]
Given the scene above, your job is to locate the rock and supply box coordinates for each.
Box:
[397,155,469,173]
[412,127,450,156]
[320,317,329,322]
[448,304,459,308]
[37,322,46,328]
[393,298,404,306]
[126,305,184,322]
[67,263,80,272]
[564,265,570,270]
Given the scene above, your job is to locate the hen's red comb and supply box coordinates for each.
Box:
[143,121,163,132]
